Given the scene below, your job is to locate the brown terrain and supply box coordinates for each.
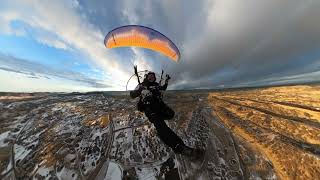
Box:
[208,85,320,180]
[0,85,319,179]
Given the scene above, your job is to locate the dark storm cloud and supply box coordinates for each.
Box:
[0,53,110,88]
[167,0,320,88]
[79,0,320,89]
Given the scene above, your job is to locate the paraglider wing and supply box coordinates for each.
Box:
[104,25,180,62]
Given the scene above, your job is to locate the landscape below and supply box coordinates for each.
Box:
[0,85,319,179]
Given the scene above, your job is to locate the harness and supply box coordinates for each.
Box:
[137,83,163,111]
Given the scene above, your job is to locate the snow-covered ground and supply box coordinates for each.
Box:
[3,87,317,179]
[0,91,265,179]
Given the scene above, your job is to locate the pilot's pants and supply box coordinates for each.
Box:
[144,102,186,153]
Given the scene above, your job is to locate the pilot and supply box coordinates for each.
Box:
[130,71,204,157]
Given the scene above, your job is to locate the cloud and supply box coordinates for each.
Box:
[0,0,131,89]
[170,0,318,82]
[238,70,320,87]
[109,0,320,89]
[0,66,28,75]
[1,0,320,91]
[0,53,111,89]
[0,70,105,92]
[36,34,70,50]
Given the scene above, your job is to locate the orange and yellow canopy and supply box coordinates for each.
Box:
[104,25,180,62]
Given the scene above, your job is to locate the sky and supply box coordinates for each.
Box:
[0,0,320,92]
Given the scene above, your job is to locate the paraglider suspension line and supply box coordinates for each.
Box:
[126,70,147,91]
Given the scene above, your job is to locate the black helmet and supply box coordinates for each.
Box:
[145,71,156,82]
[146,71,155,76]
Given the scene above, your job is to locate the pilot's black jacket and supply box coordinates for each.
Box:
[130,79,187,153]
